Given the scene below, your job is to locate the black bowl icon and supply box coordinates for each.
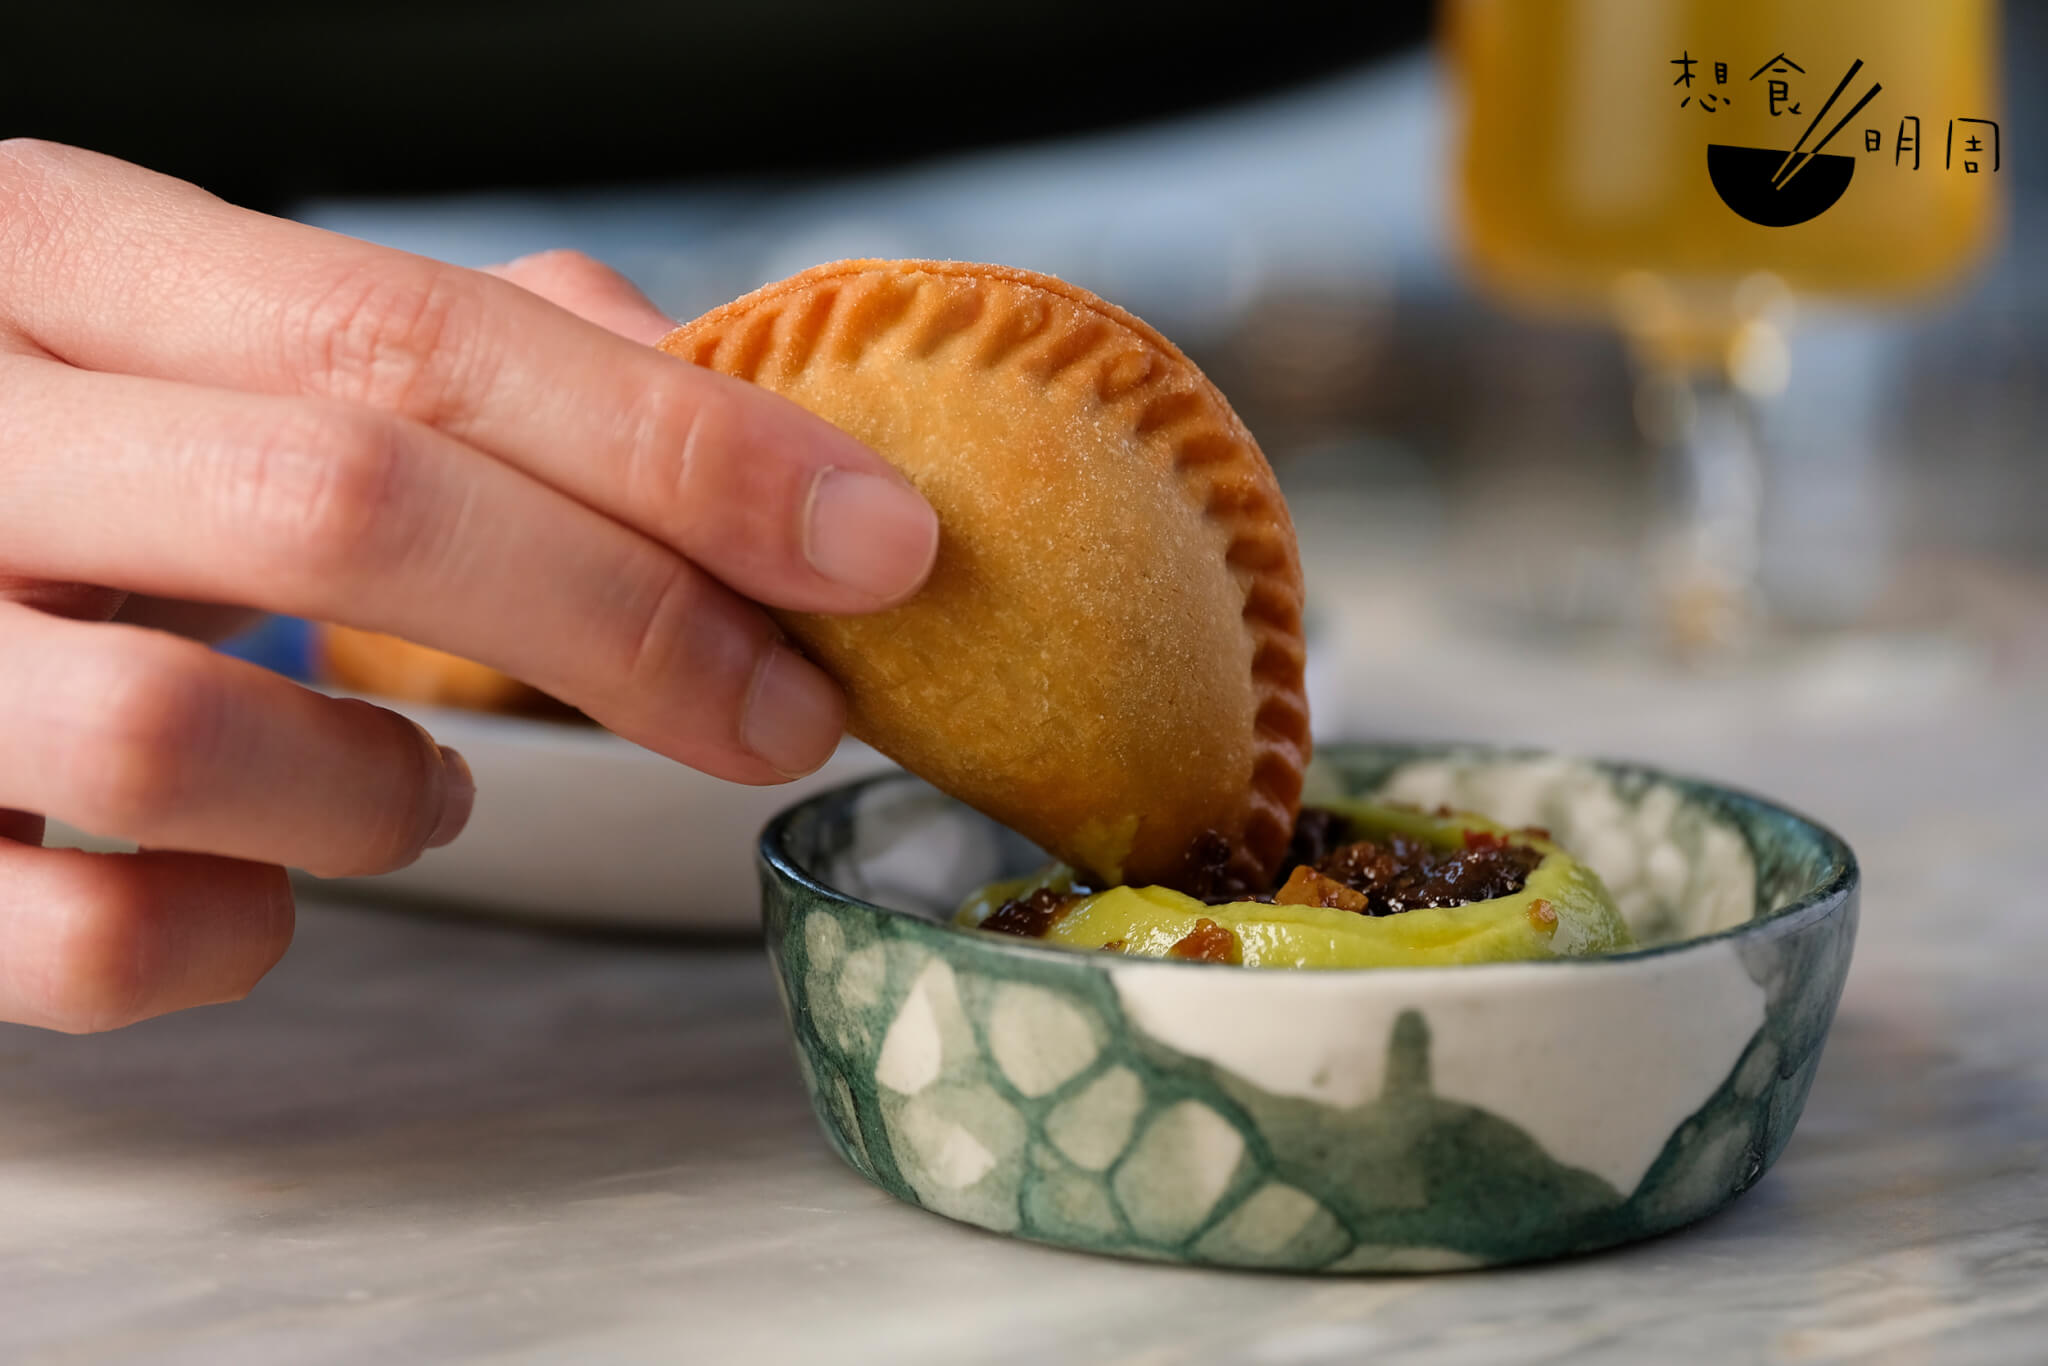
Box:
[1708,143,1855,227]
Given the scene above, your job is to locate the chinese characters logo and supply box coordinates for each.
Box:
[1669,49,2000,227]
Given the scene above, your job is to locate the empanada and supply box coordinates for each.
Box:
[660,260,1309,892]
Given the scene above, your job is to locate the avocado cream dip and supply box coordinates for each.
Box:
[955,803,1633,968]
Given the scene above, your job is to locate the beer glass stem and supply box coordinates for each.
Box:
[1641,359,1768,655]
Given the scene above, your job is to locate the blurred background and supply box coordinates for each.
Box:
[11,0,2043,917]
[11,13,2048,1353]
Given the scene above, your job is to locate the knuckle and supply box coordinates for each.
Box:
[292,258,480,421]
[625,376,732,523]
[234,404,411,586]
[0,137,51,186]
[512,246,607,281]
[495,248,628,300]
[65,653,220,835]
[0,137,72,190]
[623,378,810,585]
[614,554,717,693]
[0,139,85,272]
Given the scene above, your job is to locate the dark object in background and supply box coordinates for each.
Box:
[3,0,1428,209]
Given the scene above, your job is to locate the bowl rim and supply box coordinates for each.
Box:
[758,742,1859,976]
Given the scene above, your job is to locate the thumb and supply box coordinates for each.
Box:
[481,249,675,346]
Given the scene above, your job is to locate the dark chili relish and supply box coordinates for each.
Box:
[981,807,1546,937]
[1284,825,1543,917]
[980,885,1081,938]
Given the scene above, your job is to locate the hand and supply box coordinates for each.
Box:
[0,142,939,1032]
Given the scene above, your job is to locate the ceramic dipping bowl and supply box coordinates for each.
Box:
[758,743,1857,1272]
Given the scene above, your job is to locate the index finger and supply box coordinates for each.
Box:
[0,141,938,614]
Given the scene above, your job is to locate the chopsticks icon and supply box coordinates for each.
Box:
[1772,59,1882,190]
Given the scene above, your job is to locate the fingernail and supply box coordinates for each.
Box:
[427,746,475,848]
[742,646,845,778]
[803,468,939,602]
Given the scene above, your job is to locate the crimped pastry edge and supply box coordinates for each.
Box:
[658,259,1310,887]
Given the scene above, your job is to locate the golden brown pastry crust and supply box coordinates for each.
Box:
[659,260,1308,890]
[319,625,575,719]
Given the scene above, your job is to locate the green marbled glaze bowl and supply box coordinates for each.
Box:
[758,743,1857,1272]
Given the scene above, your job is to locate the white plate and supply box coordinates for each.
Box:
[309,700,898,932]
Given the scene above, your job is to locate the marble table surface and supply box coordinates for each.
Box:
[4,563,2045,1364]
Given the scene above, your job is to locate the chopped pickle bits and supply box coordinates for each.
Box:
[1167,918,1241,964]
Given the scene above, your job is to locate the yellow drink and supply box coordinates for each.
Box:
[1444,0,2001,649]
[1449,0,2000,328]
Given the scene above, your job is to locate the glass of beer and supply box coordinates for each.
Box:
[1446,0,2001,652]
